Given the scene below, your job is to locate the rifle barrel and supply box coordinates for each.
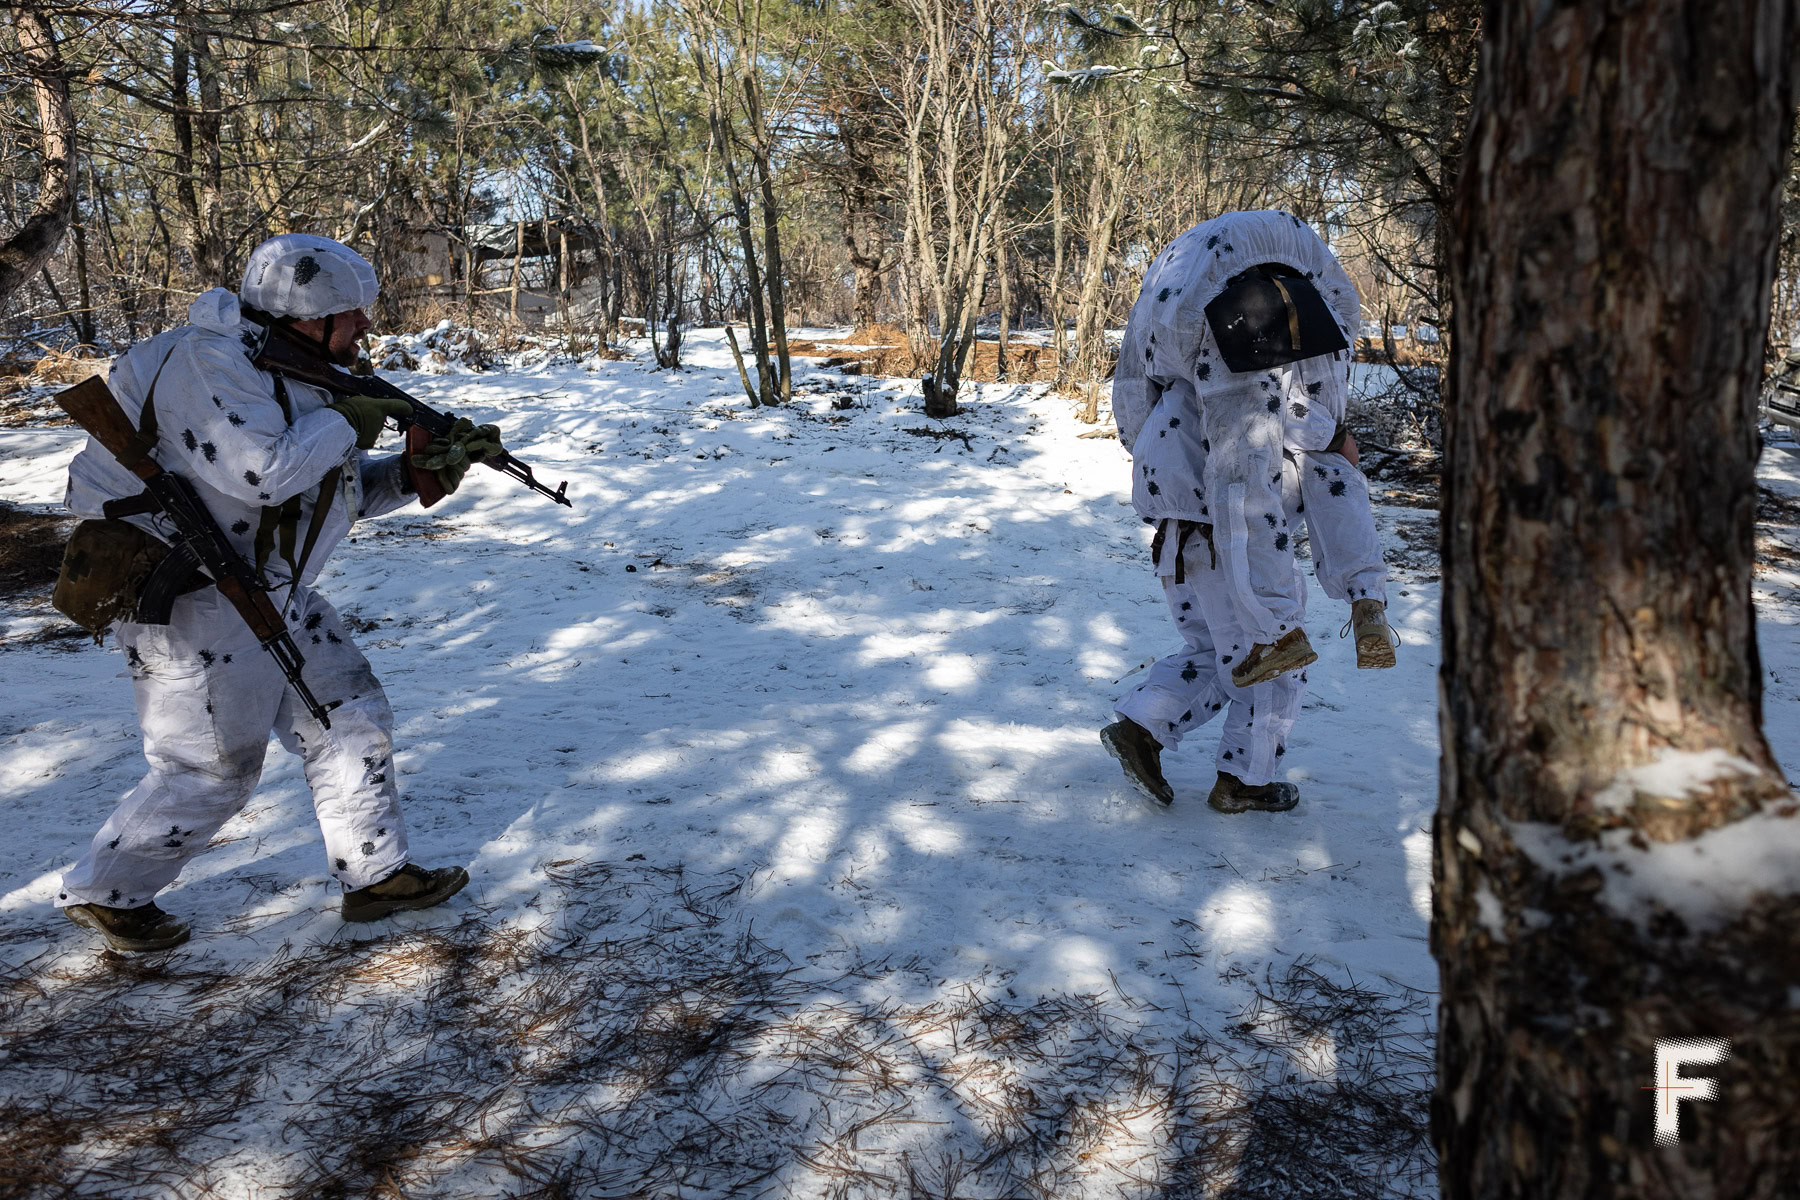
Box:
[254,343,574,508]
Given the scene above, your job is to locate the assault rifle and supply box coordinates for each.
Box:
[55,376,339,729]
[254,334,572,508]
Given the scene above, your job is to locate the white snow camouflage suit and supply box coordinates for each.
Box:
[57,288,420,909]
[1111,210,1387,785]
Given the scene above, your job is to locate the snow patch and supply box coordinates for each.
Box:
[1473,883,1505,941]
[5,326,1799,1193]
[1590,747,1764,813]
[1509,802,1800,931]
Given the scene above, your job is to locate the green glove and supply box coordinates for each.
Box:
[410,417,506,494]
[329,395,412,449]
[461,422,504,462]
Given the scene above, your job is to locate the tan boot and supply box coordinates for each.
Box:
[1229,627,1317,688]
[342,863,469,923]
[64,901,190,952]
[1101,718,1175,806]
[1207,771,1300,814]
[1344,598,1398,669]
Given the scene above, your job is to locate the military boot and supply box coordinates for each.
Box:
[1229,627,1317,688]
[1101,718,1175,806]
[342,863,470,923]
[1344,598,1398,669]
[1207,771,1300,814]
[64,901,191,953]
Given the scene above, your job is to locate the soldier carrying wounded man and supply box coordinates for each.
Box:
[1102,209,1400,814]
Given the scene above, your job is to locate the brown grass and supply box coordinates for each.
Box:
[788,327,1069,386]
[28,348,109,386]
[0,501,74,599]
[0,351,92,426]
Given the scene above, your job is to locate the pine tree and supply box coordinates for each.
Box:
[1437,3,1800,1194]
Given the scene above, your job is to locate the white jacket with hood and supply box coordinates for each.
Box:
[1113,209,1360,510]
[64,287,415,590]
[1111,210,1360,641]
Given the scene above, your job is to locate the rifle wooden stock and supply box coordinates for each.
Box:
[53,374,338,728]
[56,376,159,480]
[216,573,286,643]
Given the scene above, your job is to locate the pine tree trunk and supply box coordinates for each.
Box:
[72,199,95,345]
[843,167,885,330]
[1436,5,1800,1197]
[996,239,1011,382]
[1048,127,1069,385]
[606,250,624,346]
[744,72,792,403]
[170,16,229,287]
[711,102,774,406]
[558,227,571,328]
[89,160,137,342]
[0,6,76,311]
[1072,136,1128,423]
[510,220,525,321]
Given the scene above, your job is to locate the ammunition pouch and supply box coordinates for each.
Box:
[51,518,207,639]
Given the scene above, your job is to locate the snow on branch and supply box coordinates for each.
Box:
[1045,64,1125,82]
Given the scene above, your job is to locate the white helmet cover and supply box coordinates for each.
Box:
[240,233,378,320]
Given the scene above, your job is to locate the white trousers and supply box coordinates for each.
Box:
[1116,524,1308,788]
[58,585,409,909]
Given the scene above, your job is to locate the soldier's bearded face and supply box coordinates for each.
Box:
[325,308,372,366]
[291,307,372,366]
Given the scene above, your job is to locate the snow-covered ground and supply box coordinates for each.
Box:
[1,329,1795,1197]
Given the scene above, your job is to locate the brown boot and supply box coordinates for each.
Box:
[1229,627,1317,688]
[1101,718,1175,806]
[1344,598,1398,669]
[64,901,191,953]
[1207,771,1300,814]
[342,863,469,923]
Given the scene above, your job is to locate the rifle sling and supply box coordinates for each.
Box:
[286,465,341,610]
[101,344,203,517]
[249,372,339,605]
[102,493,163,520]
[115,345,179,474]
[253,373,298,591]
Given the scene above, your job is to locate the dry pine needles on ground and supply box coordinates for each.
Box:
[0,860,1433,1199]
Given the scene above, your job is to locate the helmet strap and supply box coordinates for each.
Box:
[244,306,330,361]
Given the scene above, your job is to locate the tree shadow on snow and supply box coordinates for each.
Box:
[0,366,1438,1196]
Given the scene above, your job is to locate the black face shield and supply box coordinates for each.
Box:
[1204,262,1349,373]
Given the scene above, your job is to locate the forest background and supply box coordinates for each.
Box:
[17,0,1800,416]
[9,4,1800,1195]
[6,0,1497,420]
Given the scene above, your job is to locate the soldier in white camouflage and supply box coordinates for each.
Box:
[1102,210,1397,814]
[56,234,495,951]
